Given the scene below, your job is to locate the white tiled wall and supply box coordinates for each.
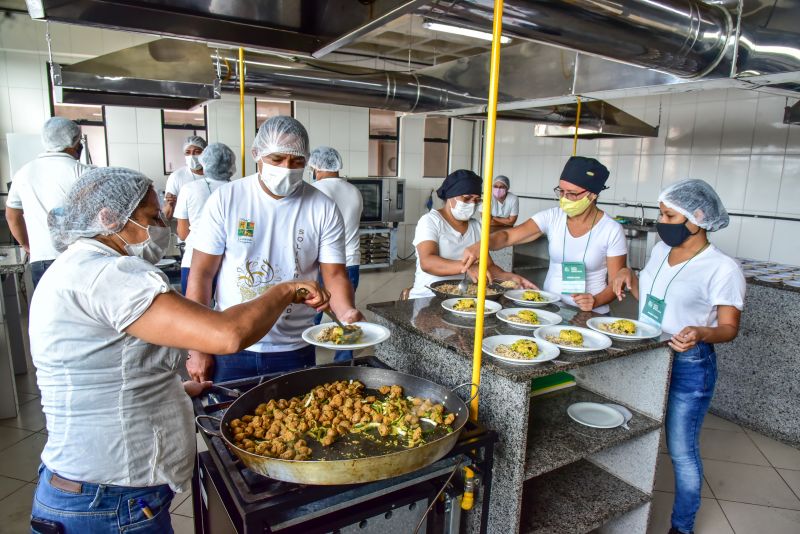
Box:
[486,89,800,264]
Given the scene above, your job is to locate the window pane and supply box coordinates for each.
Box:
[423,141,448,178]
[79,125,108,167]
[424,116,449,140]
[256,99,292,129]
[163,108,206,128]
[54,103,103,123]
[368,139,398,177]
[164,129,206,174]
[369,110,398,137]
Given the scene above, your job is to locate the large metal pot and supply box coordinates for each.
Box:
[196,366,472,485]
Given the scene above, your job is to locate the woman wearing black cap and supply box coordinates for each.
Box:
[463,156,627,313]
[409,169,534,299]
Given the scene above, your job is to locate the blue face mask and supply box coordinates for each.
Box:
[656,219,698,247]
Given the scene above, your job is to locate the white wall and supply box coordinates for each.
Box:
[488,89,800,264]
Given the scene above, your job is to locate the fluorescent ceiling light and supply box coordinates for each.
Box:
[423,21,511,44]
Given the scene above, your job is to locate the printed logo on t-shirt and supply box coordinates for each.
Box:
[237,219,255,243]
[237,258,280,301]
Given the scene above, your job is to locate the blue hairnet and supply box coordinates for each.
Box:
[251,115,309,161]
[182,135,207,152]
[48,167,152,251]
[436,169,482,200]
[659,179,729,232]
[199,143,236,181]
[42,117,81,152]
[308,146,343,172]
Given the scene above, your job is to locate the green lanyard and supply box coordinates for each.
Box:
[648,242,710,300]
[562,209,600,264]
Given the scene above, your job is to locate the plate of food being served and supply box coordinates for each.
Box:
[482,335,560,365]
[503,289,561,307]
[585,317,662,340]
[302,322,391,350]
[441,298,502,317]
[534,325,612,353]
[496,308,563,330]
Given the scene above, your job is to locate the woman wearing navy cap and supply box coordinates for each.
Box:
[463,156,627,313]
[409,169,534,299]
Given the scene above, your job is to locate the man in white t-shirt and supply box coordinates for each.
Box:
[163,135,206,220]
[476,175,519,226]
[6,117,92,288]
[309,146,363,362]
[186,116,364,382]
[175,142,236,294]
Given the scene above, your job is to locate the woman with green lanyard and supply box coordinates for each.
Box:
[612,179,745,534]
[462,156,627,313]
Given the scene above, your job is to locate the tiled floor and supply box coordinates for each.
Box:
[1,262,799,533]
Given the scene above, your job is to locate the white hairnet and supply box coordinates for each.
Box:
[658,179,729,232]
[251,115,309,161]
[308,146,343,172]
[182,135,207,152]
[199,143,236,181]
[48,167,152,252]
[42,117,81,152]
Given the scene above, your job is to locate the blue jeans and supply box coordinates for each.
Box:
[31,464,174,533]
[314,265,360,362]
[666,342,717,534]
[30,260,55,289]
[213,344,316,382]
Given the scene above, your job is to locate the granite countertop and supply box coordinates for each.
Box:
[746,277,800,294]
[367,297,670,383]
[0,246,25,275]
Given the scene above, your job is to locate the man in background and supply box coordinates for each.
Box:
[309,146,364,362]
[6,117,91,288]
[163,135,206,219]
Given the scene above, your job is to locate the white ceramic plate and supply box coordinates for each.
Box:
[496,308,563,330]
[301,322,391,350]
[604,403,633,426]
[503,289,561,307]
[784,279,800,288]
[482,335,560,365]
[156,258,177,268]
[441,298,502,317]
[567,402,625,429]
[534,325,612,353]
[585,317,662,340]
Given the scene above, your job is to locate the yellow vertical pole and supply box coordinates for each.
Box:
[470,0,505,421]
[239,47,246,177]
[572,96,582,156]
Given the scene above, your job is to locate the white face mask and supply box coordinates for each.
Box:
[450,199,476,221]
[185,154,202,171]
[259,162,305,197]
[116,219,171,264]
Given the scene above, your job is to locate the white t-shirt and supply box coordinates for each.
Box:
[29,239,194,492]
[532,207,628,313]
[174,178,229,268]
[638,242,745,335]
[191,176,346,352]
[312,177,363,267]
[165,166,202,197]
[410,210,483,299]
[7,152,91,262]
[477,191,519,219]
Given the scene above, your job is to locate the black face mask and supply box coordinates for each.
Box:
[656,219,698,247]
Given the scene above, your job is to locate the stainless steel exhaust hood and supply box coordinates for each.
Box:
[25,0,429,57]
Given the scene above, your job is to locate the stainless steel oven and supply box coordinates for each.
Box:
[347,178,405,224]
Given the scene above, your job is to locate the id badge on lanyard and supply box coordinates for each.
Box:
[641,294,666,326]
[561,262,586,294]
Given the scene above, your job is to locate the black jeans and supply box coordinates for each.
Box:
[30,260,55,289]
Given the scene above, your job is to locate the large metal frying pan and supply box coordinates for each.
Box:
[426,279,507,301]
[196,366,472,485]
